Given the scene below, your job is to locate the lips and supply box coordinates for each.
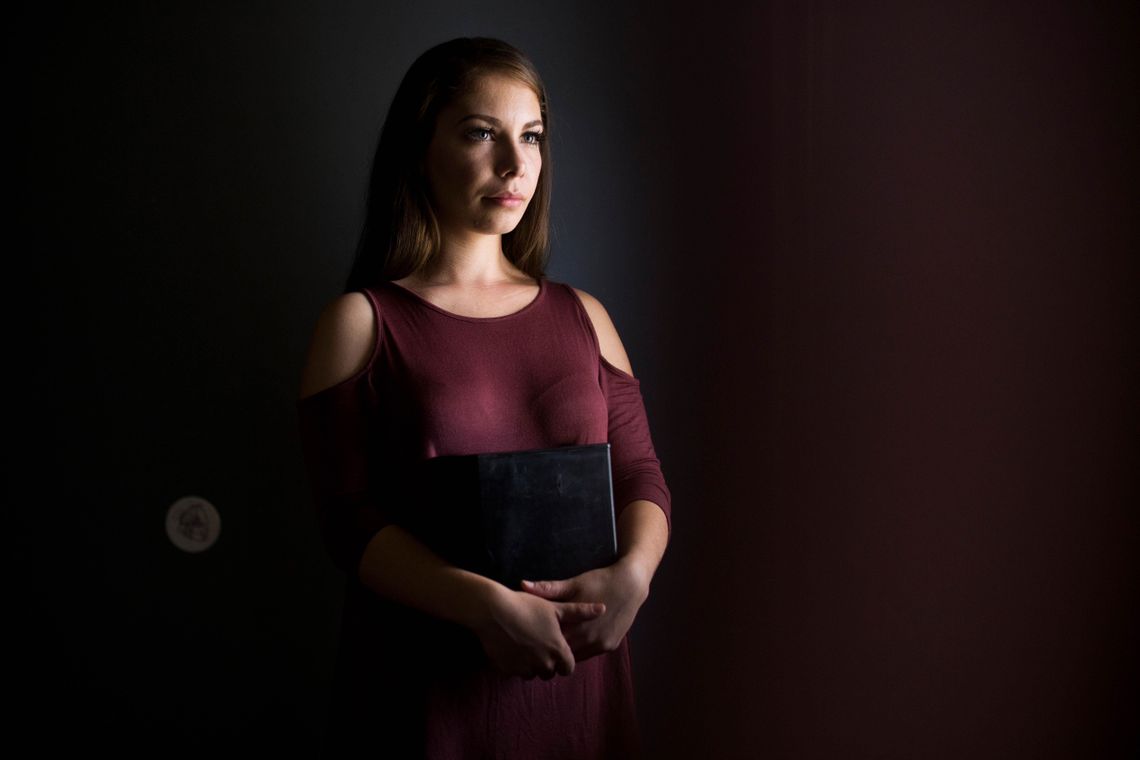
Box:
[485,193,526,208]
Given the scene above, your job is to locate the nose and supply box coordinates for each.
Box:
[496,140,526,179]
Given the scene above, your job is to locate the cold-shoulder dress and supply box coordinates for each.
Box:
[296,276,672,759]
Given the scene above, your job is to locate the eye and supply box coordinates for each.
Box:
[523,131,545,145]
[466,127,494,142]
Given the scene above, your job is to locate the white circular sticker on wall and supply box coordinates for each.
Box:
[165,495,221,553]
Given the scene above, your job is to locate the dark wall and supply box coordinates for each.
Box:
[644,3,1138,758]
[14,1,1137,757]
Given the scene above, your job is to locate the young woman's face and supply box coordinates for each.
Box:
[423,74,544,240]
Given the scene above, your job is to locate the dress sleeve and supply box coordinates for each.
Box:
[600,357,672,538]
[296,371,390,578]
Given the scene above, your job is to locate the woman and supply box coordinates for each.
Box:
[296,37,671,758]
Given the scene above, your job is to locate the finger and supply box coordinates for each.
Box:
[547,649,569,680]
[561,622,600,658]
[556,601,606,623]
[559,620,599,654]
[556,642,575,677]
[521,579,574,600]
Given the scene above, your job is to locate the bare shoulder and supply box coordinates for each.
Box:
[571,287,635,377]
[298,291,377,400]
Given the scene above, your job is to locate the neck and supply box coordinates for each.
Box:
[425,232,525,287]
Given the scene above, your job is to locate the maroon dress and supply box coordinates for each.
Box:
[296,277,672,758]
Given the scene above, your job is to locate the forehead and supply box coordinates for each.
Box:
[445,74,542,121]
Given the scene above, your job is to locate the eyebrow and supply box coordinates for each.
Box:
[456,114,544,129]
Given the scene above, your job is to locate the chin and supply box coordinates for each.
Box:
[487,224,523,236]
[473,216,525,236]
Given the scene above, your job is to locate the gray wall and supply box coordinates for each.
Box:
[14,1,1137,757]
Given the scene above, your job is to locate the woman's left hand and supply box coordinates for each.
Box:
[520,558,650,663]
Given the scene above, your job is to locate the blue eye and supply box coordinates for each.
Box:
[466,127,545,145]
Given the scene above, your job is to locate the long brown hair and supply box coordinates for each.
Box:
[344,38,552,293]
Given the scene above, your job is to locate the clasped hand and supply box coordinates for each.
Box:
[471,559,649,681]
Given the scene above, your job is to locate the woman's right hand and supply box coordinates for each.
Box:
[471,585,605,680]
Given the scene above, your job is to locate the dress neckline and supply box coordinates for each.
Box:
[383,277,547,323]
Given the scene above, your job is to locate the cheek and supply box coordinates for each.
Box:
[443,151,482,182]
[528,154,542,185]
[431,163,462,195]
[427,148,481,201]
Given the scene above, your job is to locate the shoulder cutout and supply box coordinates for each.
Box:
[572,287,635,377]
[298,292,377,400]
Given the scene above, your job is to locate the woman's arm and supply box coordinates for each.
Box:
[573,287,672,579]
[357,523,605,679]
[521,289,671,660]
[297,292,604,680]
[520,497,669,661]
[615,498,670,594]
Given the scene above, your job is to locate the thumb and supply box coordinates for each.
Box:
[521,579,574,600]
[556,601,606,623]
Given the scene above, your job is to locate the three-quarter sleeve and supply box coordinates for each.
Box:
[296,374,389,577]
[600,357,672,538]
